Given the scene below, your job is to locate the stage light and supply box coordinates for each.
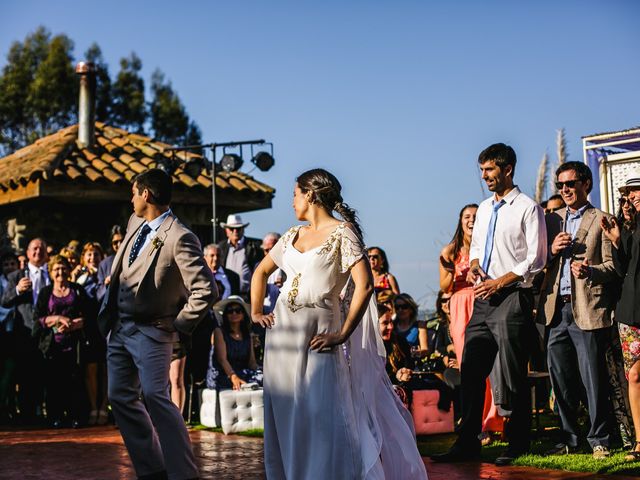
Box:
[184,158,203,178]
[251,151,275,172]
[220,154,243,172]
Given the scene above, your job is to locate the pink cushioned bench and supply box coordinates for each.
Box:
[411,389,454,435]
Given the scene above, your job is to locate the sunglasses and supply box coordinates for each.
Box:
[619,197,631,205]
[225,307,244,315]
[555,180,581,190]
[369,254,381,260]
[227,226,243,231]
[395,304,411,310]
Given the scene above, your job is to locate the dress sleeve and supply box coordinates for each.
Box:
[269,226,297,268]
[340,225,365,273]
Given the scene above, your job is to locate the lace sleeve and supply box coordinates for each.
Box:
[269,226,300,268]
[340,225,365,273]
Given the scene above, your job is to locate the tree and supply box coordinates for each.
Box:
[150,69,202,147]
[0,27,76,153]
[111,52,146,133]
[84,43,112,122]
[534,151,549,203]
[552,128,568,194]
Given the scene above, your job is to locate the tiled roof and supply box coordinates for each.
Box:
[0,122,275,197]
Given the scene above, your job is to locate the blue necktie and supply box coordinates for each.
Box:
[481,200,506,273]
[128,224,152,266]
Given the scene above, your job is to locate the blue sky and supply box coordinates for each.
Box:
[2,1,639,307]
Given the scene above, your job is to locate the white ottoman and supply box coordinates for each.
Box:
[200,388,221,428]
[219,388,264,435]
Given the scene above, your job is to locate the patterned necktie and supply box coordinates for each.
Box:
[128,224,152,266]
[32,268,46,304]
[481,199,506,273]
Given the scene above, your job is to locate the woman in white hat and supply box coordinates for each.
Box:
[205,296,262,391]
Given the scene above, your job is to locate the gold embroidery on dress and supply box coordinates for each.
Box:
[315,223,363,272]
[287,273,304,312]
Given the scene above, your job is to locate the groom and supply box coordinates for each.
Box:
[98,169,216,480]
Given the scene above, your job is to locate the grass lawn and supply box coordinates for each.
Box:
[417,432,640,476]
[194,417,640,476]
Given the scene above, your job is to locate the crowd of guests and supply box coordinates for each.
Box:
[3,142,640,469]
[429,143,640,466]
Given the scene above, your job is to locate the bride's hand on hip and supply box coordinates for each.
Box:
[309,332,344,352]
[252,312,275,329]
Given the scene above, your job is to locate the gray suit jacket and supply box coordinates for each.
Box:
[537,205,617,330]
[98,212,217,338]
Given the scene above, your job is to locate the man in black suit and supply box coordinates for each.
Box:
[216,214,263,298]
[1,238,49,423]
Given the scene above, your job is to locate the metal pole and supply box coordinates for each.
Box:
[211,148,217,243]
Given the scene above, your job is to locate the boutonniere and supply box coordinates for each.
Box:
[151,237,164,251]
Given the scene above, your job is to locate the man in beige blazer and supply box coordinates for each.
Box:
[537,161,617,459]
[98,169,216,480]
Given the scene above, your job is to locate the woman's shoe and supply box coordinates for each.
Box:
[88,410,98,425]
[624,442,640,462]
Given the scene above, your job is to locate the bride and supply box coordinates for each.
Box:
[251,168,428,479]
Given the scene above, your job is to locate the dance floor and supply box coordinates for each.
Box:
[0,426,635,479]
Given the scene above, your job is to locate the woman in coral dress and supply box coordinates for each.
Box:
[251,169,427,479]
[440,203,504,439]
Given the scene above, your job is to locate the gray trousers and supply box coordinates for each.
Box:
[547,303,611,448]
[107,322,198,479]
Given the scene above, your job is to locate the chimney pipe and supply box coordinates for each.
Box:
[76,61,96,148]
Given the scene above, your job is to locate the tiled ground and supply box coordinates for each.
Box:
[0,426,636,479]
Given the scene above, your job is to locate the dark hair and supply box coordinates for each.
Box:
[547,193,563,203]
[367,246,390,274]
[221,302,251,338]
[556,161,593,194]
[133,168,172,205]
[435,290,450,324]
[110,225,124,239]
[296,168,363,238]
[449,203,478,260]
[478,143,517,176]
[617,194,636,232]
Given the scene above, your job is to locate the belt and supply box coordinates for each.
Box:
[560,294,572,304]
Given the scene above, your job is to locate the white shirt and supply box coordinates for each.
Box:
[138,209,172,253]
[23,262,50,303]
[470,186,547,287]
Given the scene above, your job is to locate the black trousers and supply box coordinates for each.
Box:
[458,287,533,452]
[44,347,84,422]
[547,303,611,448]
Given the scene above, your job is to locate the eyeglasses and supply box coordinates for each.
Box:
[395,304,411,310]
[555,180,581,190]
[225,307,244,315]
[112,239,122,245]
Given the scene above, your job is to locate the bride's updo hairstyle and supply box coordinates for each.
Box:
[296,168,363,238]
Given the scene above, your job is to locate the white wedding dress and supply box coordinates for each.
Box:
[263,223,428,479]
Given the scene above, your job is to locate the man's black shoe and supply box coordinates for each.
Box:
[495,448,527,466]
[430,442,481,463]
[544,443,578,456]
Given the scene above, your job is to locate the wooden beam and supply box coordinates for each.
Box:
[0,180,40,206]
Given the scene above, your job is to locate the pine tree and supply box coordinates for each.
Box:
[111,52,147,133]
[84,43,112,122]
[150,69,202,147]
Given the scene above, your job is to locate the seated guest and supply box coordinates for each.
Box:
[73,242,108,426]
[206,296,262,391]
[97,225,124,303]
[394,293,428,354]
[32,255,90,428]
[379,302,451,411]
[204,243,240,299]
[368,246,400,294]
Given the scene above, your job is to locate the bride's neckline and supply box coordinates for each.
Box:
[291,223,345,254]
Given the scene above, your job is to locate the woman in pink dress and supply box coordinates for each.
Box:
[439,203,504,440]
